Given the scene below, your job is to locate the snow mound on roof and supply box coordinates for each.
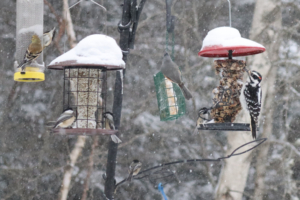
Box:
[49,34,125,68]
[201,27,264,50]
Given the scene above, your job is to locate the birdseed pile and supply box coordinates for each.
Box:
[211,59,246,123]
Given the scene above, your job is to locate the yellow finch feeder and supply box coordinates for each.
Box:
[48,34,125,136]
[14,0,45,82]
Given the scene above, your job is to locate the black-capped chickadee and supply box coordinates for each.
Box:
[127,159,142,182]
[193,107,212,134]
[43,27,56,48]
[196,107,212,127]
[103,112,122,143]
[161,52,193,100]
[53,108,76,129]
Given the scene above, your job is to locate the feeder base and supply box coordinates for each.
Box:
[198,123,251,131]
[14,71,45,82]
[52,128,118,136]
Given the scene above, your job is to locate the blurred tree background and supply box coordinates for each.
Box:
[0,0,300,199]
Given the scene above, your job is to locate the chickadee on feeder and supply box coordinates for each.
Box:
[53,108,76,129]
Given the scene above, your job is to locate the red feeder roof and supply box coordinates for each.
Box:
[199,45,266,58]
[198,27,266,58]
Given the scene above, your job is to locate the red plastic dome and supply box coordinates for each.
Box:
[198,27,265,58]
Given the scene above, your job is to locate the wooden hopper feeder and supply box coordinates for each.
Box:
[48,34,125,136]
[198,27,265,131]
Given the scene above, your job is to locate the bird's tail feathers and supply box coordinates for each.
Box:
[126,173,133,182]
[250,116,256,140]
[193,127,199,135]
[17,62,26,70]
[179,83,193,100]
[45,121,56,127]
[111,135,122,143]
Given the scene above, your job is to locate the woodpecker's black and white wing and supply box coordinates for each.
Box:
[244,83,261,139]
[240,70,262,139]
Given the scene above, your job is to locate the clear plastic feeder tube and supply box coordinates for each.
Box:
[14,0,45,82]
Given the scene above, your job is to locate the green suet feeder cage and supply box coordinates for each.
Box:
[154,71,185,121]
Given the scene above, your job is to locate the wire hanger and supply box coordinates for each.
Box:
[227,0,231,27]
[69,0,106,11]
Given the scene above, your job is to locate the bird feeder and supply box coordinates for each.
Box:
[198,27,265,131]
[48,34,125,135]
[14,0,45,82]
[154,71,186,121]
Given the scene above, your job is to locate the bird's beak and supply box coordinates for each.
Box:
[246,69,251,77]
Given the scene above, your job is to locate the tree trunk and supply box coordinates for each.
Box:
[215,116,253,200]
[215,0,281,199]
[251,0,282,199]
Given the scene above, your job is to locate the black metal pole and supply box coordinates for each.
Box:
[104,0,148,199]
[228,50,233,59]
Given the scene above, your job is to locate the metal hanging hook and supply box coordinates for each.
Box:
[69,0,107,11]
[227,0,231,27]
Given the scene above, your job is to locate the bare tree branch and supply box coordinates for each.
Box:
[81,136,99,200]
[62,0,77,48]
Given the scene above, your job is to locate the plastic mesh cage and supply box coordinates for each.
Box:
[154,71,186,121]
[15,0,45,82]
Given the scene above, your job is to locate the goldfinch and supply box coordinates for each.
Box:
[17,34,43,73]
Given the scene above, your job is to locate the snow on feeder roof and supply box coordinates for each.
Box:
[48,34,125,70]
[198,27,265,58]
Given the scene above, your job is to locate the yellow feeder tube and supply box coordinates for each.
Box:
[14,66,45,82]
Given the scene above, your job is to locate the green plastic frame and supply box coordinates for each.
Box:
[153,71,186,121]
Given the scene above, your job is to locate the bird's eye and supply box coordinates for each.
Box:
[252,74,258,79]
